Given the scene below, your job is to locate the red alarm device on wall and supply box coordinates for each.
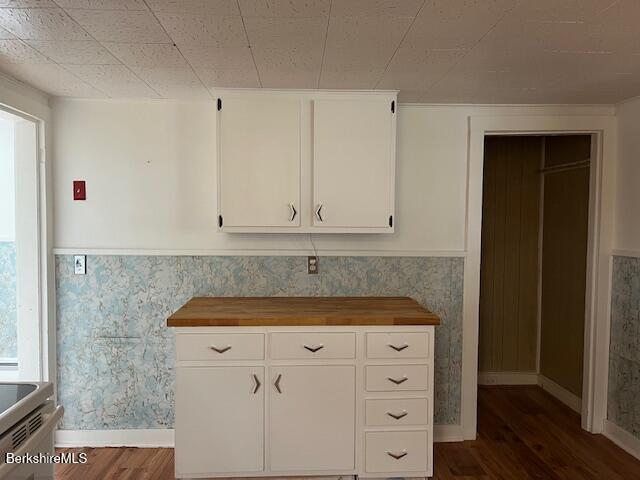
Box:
[73,180,86,200]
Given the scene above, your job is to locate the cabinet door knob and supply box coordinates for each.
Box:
[386,450,407,460]
[388,343,409,352]
[303,344,324,353]
[289,203,297,222]
[274,373,283,393]
[315,203,323,222]
[252,373,261,394]
[387,376,408,385]
[209,345,231,354]
[386,410,408,420]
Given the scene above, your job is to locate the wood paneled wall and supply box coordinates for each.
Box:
[479,136,542,373]
[539,135,591,397]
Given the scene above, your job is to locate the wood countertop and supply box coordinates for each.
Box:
[167,297,440,327]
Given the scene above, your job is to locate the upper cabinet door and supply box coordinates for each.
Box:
[218,97,301,228]
[313,98,395,229]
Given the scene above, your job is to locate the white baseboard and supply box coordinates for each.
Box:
[538,375,582,413]
[433,424,464,442]
[603,420,640,460]
[55,429,174,448]
[56,426,463,448]
[478,371,539,386]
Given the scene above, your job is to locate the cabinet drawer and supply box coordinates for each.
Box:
[365,431,429,473]
[365,365,429,391]
[365,398,429,426]
[176,334,264,361]
[366,332,429,359]
[270,333,355,359]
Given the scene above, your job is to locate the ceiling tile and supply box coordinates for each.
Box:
[239,0,329,17]
[179,45,253,68]
[156,13,246,46]
[0,8,91,40]
[0,62,105,96]
[376,70,446,91]
[387,46,464,72]
[421,0,517,21]
[0,0,57,6]
[322,16,412,70]
[0,39,51,63]
[252,46,322,75]
[66,9,170,43]
[195,66,260,88]
[54,0,147,9]
[26,40,119,64]
[0,26,14,39]
[330,0,423,17]
[103,42,187,67]
[396,89,425,102]
[64,64,160,97]
[146,0,238,15]
[319,68,383,88]
[513,0,617,23]
[259,69,317,88]
[243,17,326,49]
[130,66,210,98]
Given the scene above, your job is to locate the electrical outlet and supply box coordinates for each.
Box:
[74,255,86,275]
[307,256,318,274]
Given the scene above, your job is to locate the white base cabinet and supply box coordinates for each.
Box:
[175,326,435,479]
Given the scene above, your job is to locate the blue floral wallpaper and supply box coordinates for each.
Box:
[608,255,640,440]
[55,255,463,430]
[0,241,17,359]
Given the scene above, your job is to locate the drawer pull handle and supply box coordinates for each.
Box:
[387,376,408,385]
[386,450,408,460]
[252,373,261,394]
[386,410,408,420]
[303,344,324,353]
[388,343,409,352]
[209,345,231,354]
[274,373,283,394]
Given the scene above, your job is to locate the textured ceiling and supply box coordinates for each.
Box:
[0,0,638,103]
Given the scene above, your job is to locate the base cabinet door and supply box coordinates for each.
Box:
[269,365,355,472]
[175,366,264,476]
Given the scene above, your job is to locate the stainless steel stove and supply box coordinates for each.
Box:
[0,382,63,480]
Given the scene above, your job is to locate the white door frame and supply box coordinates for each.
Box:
[0,102,53,384]
[462,115,617,439]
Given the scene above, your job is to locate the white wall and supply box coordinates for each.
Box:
[52,99,615,255]
[0,116,15,241]
[614,97,640,254]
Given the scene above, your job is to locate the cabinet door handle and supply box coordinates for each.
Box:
[209,345,231,354]
[289,203,297,222]
[388,343,409,352]
[252,373,261,394]
[274,373,282,393]
[303,344,324,353]
[386,410,408,420]
[386,450,407,460]
[387,376,408,385]
[315,203,323,222]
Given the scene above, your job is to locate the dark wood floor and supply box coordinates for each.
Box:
[55,386,640,479]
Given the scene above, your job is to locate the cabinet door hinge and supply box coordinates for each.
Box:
[391,100,395,113]
[389,215,393,227]
[217,98,222,111]
[218,215,223,228]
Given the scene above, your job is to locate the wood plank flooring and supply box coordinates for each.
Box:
[55,386,640,479]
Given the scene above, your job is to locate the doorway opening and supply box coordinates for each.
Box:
[478,134,592,418]
[0,107,43,381]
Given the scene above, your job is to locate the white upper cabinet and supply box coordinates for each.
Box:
[216,90,397,233]
[217,96,301,229]
[313,98,395,229]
